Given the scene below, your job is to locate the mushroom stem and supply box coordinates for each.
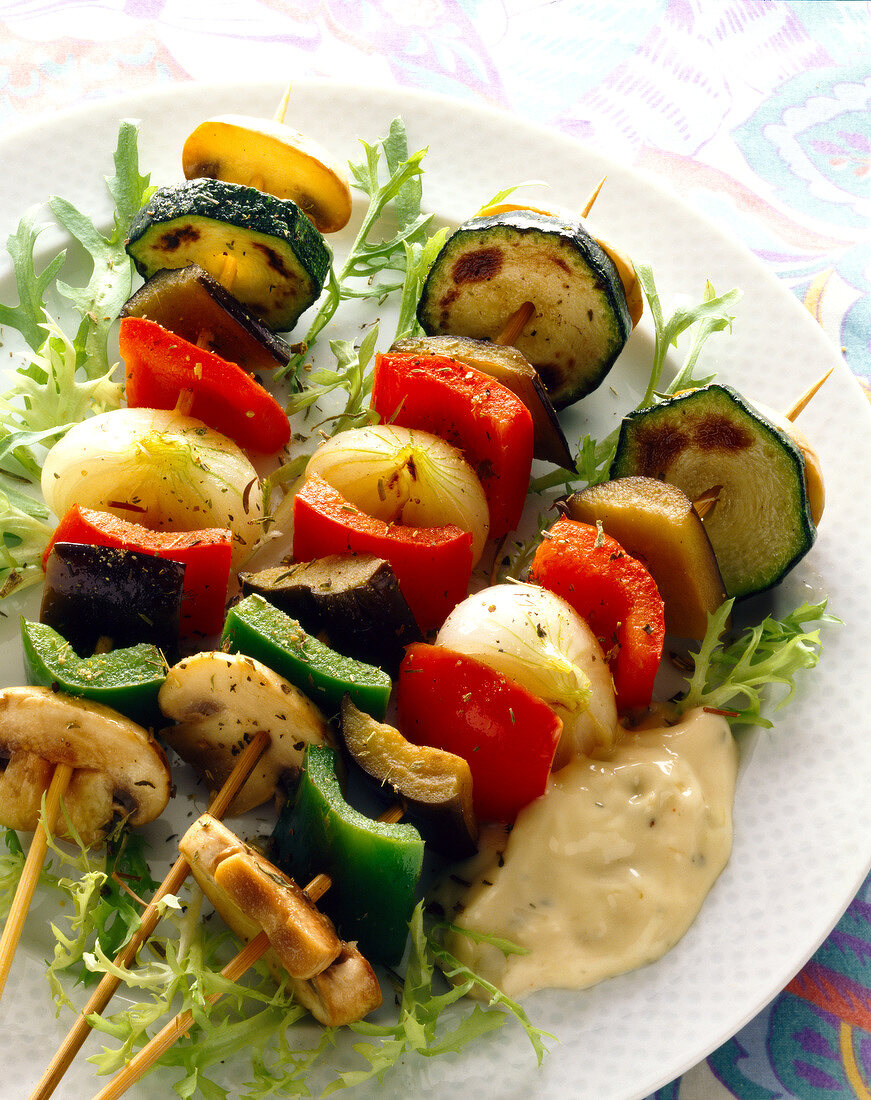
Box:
[580,175,607,219]
[28,729,271,1100]
[91,873,331,1100]
[784,367,834,422]
[0,762,73,1001]
[495,301,535,347]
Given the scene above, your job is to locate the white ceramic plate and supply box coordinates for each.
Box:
[1,81,869,1100]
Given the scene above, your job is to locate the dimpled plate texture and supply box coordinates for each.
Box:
[1,81,869,1100]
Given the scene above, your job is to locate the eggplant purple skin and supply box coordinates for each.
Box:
[121,264,293,374]
[40,542,185,659]
[239,554,422,674]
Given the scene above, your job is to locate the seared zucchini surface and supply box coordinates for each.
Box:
[416,210,631,409]
[610,384,816,598]
[126,179,330,332]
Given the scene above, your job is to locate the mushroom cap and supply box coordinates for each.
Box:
[182,114,353,233]
[180,814,341,981]
[158,651,332,815]
[0,686,172,846]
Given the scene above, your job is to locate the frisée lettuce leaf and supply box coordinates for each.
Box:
[676,598,837,725]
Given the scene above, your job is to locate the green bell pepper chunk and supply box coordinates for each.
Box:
[20,619,167,727]
[221,594,392,720]
[271,744,423,966]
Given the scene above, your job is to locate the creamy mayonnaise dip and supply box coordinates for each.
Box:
[435,707,737,998]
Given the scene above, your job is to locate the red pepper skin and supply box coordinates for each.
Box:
[120,316,290,454]
[371,352,534,538]
[292,475,472,633]
[528,517,665,712]
[397,643,561,822]
[43,505,232,636]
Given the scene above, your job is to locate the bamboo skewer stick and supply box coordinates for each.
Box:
[692,485,722,521]
[494,301,535,347]
[274,83,293,124]
[29,729,271,1100]
[91,873,332,1100]
[0,762,74,1000]
[784,367,833,422]
[580,175,606,219]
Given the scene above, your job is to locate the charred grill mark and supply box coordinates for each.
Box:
[693,414,753,452]
[157,225,201,251]
[452,247,503,284]
[252,241,295,278]
[635,425,690,477]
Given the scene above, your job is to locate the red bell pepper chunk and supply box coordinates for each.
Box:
[397,643,562,822]
[528,517,665,712]
[120,316,290,454]
[292,474,472,632]
[43,505,233,637]
[370,352,534,538]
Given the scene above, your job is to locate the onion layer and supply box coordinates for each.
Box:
[306,424,490,563]
[41,407,264,568]
[436,583,618,766]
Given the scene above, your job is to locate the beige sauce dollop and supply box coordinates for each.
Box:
[436,708,738,998]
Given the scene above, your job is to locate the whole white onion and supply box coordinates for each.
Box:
[436,583,618,765]
[306,423,490,563]
[41,407,264,568]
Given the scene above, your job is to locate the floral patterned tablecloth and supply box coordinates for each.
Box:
[1,3,869,1098]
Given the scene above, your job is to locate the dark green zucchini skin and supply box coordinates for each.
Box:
[125,179,330,332]
[416,210,631,409]
[610,384,816,598]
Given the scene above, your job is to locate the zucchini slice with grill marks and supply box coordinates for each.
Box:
[416,210,631,409]
[609,384,817,599]
[125,179,330,332]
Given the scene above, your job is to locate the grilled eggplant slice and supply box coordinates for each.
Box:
[564,476,726,638]
[125,179,330,331]
[609,385,817,598]
[416,210,631,409]
[239,554,422,674]
[121,265,292,374]
[339,696,477,859]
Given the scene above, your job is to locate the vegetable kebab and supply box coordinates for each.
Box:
[91,815,381,1100]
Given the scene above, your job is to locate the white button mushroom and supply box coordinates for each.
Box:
[0,687,172,847]
[158,651,332,815]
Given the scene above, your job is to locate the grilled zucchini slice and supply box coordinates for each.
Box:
[610,385,817,598]
[125,179,330,332]
[416,210,631,409]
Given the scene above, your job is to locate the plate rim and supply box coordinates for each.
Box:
[0,77,868,1100]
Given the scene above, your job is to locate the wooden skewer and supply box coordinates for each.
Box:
[0,762,74,1001]
[784,367,833,422]
[580,175,607,219]
[495,301,535,347]
[91,872,332,1100]
[274,82,293,124]
[693,485,722,521]
[29,729,271,1100]
[216,254,238,292]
